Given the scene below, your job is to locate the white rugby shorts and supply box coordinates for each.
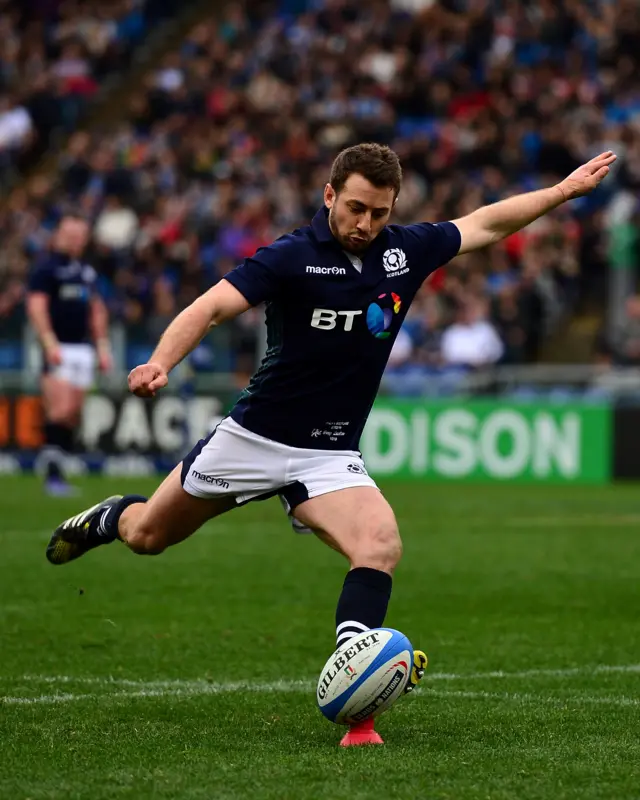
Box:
[47,343,96,390]
[181,417,378,533]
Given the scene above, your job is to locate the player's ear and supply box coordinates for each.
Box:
[324,183,336,208]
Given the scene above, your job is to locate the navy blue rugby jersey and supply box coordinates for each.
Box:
[28,253,98,344]
[224,207,460,450]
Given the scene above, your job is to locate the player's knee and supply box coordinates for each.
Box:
[353,521,402,572]
[47,405,73,425]
[126,522,167,556]
[48,398,78,426]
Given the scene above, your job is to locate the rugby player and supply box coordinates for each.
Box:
[45,144,614,744]
[27,216,112,496]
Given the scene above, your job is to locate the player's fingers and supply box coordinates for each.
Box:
[589,153,616,171]
[588,150,614,164]
[594,165,610,182]
[147,373,168,392]
[128,368,150,392]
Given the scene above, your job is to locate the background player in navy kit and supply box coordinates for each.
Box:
[45,144,615,743]
[26,216,112,496]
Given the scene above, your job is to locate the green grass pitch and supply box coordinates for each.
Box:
[1,476,640,799]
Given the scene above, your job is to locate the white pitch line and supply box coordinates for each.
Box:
[427,663,640,681]
[6,675,313,690]
[425,688,640,709]
[4,662,640,692]
[2,663,639,707]
[3,692,87,705]
[0,680,315,706]
[3,681,639,709]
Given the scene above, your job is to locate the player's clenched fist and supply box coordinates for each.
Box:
[128,362,168,397]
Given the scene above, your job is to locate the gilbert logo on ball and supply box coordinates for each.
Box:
[317,628,413,725]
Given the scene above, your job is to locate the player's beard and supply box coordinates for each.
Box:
[328,207,370,254]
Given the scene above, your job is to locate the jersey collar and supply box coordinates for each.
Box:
[310,206,334,244]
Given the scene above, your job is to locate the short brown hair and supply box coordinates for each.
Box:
[329,143,402,198]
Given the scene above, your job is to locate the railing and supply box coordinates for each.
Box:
[3,356,640,401]
[2,318,640,398]
[380,363,640,401]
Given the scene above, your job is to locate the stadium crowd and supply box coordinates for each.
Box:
[1,0,639,384]
[0,0,180,185]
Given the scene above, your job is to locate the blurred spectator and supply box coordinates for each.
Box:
[94,195,139,250]
[0,93,33,150]
[1,0,640,382]
[441,296,504,368]
[600,295,640,367]
[0,0,163,186]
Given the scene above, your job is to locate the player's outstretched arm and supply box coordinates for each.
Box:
[451,151,616,255]
[128,279,251,397]
[26,291,62,366]
[90,296,113,372]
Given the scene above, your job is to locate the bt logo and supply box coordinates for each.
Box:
[59,284,90,301]
[310,309,362,331]
[311,293,403,337]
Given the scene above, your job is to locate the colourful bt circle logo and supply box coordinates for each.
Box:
[366,292,402,339]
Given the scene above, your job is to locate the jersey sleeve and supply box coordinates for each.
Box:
[401,221,461,277]
[27,262,55,294]
[223,237,293,306]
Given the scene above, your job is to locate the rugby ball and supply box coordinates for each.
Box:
[317,628,413,725]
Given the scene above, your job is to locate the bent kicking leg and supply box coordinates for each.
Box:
[118,466,236,555]
[46,464,236,565]
[50,412,293,564]
[293,486,402,645]
[293,486,427,712]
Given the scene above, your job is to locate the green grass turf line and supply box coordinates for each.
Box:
[1,477,639,799]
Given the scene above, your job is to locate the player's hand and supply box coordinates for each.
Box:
[44,342,62,366]
[96,339,113,373]
[97,349,113,373]
[128,362,168,398]
[556,151,617,201]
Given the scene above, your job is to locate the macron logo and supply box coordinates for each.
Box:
[191,470,230,489]
[306,266,346,276]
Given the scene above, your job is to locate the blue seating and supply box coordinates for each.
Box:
[0,343,23,370]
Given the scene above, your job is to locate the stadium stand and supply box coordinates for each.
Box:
[0,0,183,185]
[1,0,639,392]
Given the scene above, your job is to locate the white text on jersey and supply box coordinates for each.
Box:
[306,266,347,275]
[311,309,362,331]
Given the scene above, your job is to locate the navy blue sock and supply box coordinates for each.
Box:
[88,495,148,542]
[335,567,392,648]
[46,460,64,481]
[43,423,74,481]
